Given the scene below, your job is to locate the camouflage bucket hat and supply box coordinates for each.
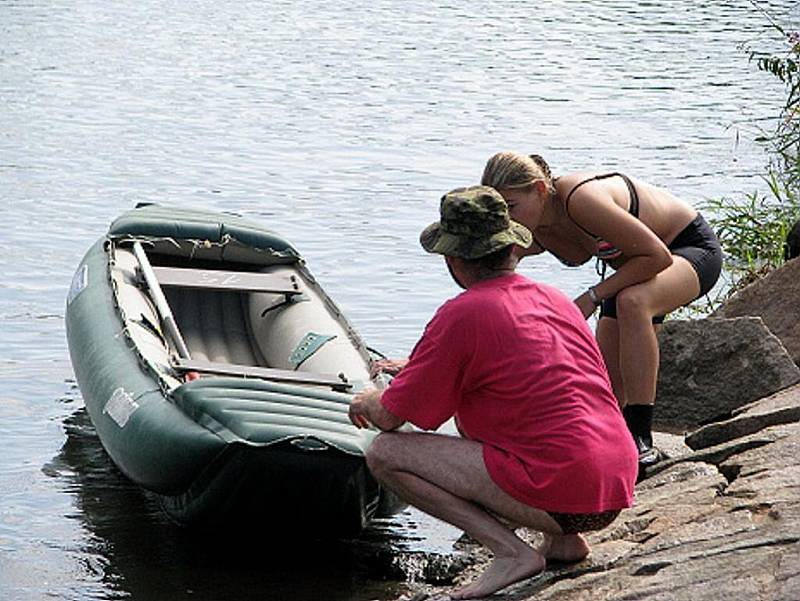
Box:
[420,185,533,259]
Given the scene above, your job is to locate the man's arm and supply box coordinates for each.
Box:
[348,387,405,431]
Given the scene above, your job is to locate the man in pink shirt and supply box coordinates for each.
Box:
[349,186,638,600]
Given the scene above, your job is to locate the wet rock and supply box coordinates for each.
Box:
[654,317,800,430]
[392,591,435,601]
[372,549,473,585]
[713,257,800,365]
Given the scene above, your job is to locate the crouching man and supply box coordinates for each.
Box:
[349,186,638,599]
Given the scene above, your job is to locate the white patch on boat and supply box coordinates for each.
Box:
[103,387,139,427]
[67,265,88,305]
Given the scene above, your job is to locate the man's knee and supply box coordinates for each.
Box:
[365,432,401,479]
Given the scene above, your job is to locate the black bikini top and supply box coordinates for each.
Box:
[534,172,640,267]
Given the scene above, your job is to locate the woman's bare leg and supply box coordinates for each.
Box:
[614,256,700,408]
[605,257,700,477]
[366,432,572,599]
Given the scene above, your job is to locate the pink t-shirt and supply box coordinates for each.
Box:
[380,273,638,513]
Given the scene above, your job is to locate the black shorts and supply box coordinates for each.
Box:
[599,213,722,324]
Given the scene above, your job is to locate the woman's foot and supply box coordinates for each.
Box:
[449,545,545,600]
[537,533,590,563]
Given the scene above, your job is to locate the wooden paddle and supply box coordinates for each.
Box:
[132,241,199,382]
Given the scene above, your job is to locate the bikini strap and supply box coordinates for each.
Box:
[618,173,640,217]
[563,174,609,209]
[563,172,639,237]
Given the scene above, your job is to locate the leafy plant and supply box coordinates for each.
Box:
[701,2,800,308]
[702,184,800,290]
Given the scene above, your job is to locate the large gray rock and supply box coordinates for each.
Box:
[654,317,800,430]
[714,257,800,365]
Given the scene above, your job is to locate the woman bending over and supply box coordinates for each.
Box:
[481,151,722,476]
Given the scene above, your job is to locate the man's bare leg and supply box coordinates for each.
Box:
[537,533,590,563]
[366,432,571,599]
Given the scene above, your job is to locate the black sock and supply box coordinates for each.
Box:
[623,404,654,452]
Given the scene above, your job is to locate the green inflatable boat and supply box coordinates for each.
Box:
[65,204,404,536]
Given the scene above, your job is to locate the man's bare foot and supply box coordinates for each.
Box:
[449,546,545,600]
[537,533,590,563]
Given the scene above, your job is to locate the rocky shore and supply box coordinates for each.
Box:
[388,260,800,600]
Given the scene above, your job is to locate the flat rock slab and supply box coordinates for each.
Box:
[653,430,691,460]
[655,317,800,430]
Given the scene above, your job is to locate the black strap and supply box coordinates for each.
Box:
[619,173,640,217]
[563,173,640,238]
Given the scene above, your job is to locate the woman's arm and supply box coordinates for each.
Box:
[566,184,672,316]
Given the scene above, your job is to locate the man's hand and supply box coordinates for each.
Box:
[348,387,405,432]
[349,388,381,429]
[369,357,409,378]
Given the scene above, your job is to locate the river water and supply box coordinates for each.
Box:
[0,1,793,599]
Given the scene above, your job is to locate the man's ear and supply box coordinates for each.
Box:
[445,255,463,270]
[444,255,468,290]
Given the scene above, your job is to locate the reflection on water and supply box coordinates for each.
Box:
[43,409,454,601]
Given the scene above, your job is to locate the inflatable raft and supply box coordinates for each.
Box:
[65,204,403,536]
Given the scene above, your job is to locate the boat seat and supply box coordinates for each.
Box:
[172,358,352,391]
[152,266,302,295]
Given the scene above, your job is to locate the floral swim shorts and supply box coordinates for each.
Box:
[547,509,621,535]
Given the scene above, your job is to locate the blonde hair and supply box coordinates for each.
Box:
[481,151,555,195]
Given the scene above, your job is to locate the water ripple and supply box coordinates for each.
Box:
[0,1,796,599]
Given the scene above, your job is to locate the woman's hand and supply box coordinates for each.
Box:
[574,291,598,319]
[370,357,409,377]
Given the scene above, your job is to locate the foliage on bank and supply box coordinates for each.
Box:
[702,2,800,305]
